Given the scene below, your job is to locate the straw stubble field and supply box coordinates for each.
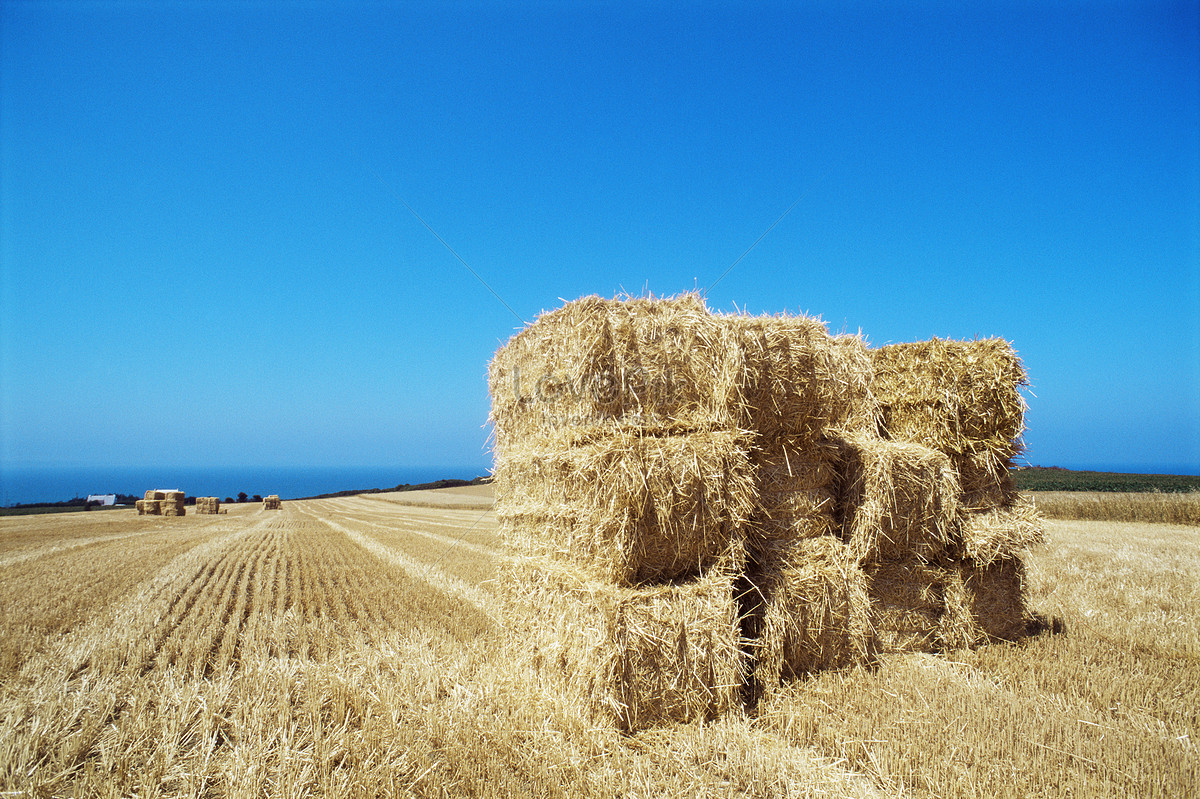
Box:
[0,488,1196,797]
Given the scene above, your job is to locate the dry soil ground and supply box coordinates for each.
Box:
[0,490,1196,797]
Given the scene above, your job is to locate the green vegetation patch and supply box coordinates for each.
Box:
[1013,467,1200,493]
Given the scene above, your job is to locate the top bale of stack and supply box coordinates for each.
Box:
[871,338,1027,463]
[721,315,876,440]
[488,294,741,446]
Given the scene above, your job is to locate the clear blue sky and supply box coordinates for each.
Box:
[2,1,1197,474]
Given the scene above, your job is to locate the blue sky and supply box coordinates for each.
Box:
[2,0,1197,474]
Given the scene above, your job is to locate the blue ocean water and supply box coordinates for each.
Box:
[0,465,491,507]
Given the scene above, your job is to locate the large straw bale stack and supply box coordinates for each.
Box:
[839,436,961,564]
[742,537,873,694]
[496,429,755,585]
[500,555,746,732]
[871,338,1027,463]
[263,495,282,510]
[488,294,743,447]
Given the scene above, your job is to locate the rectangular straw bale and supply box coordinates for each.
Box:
[742,537,873,693]
[960,495,1045,565]
[954,452,1019,511]
[828,333,881,436]
[872,338,1027,460]
[839,436,960,564]
[498,555,746,732]
[724,315,874,441]
[142,499,162,515]
[135,499,145,514]
[961,557,1030,642]
[488,294,742,447]
[494,429,755,584]
[866,560,956,653]
[750,436,839,548]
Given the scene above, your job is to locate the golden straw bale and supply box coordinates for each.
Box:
[839,436,961,564]
[748,435,839,548]
[499,555,746,732]
[871,338,1027,460]
[723,315,875,441]
[488,294,742,447]
[163,490,185,503]
[866,560,956,654]
[135,499,145,515]
[961,557,1029,642]
[495,429,755,584]
[142,499,162,515]
[742,537,873,694]
[959,495,1045,565]
[938,566,982,650]
[953,452,1019,511]
[828,333,881,436]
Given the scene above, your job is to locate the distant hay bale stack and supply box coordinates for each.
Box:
[839,436,960,564]
[195,497,220,514]
[488,294,741,448]
[499,555,746,732]
[742,537,873,694]
[961,557,1030,642]
[959,495,1045,565]
[748,436,839,550]
[871,338,1027,462]
[263,495,282,510]
[495,429,755,585]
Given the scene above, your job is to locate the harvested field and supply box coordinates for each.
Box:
[1,486,1195,796]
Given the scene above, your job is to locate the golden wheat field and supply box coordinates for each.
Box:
[1,487,1196,798]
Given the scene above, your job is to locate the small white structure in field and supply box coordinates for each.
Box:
[87,494,116,506]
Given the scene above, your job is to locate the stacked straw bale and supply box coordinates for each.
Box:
[492,294,1044,727]
[195,497,220,514]
[138,490,184,516]
[500,556,745,731]
[263,495,282,510]
[865,338,1044,649]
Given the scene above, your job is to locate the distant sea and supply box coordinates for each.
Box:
[0,465,491,507]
